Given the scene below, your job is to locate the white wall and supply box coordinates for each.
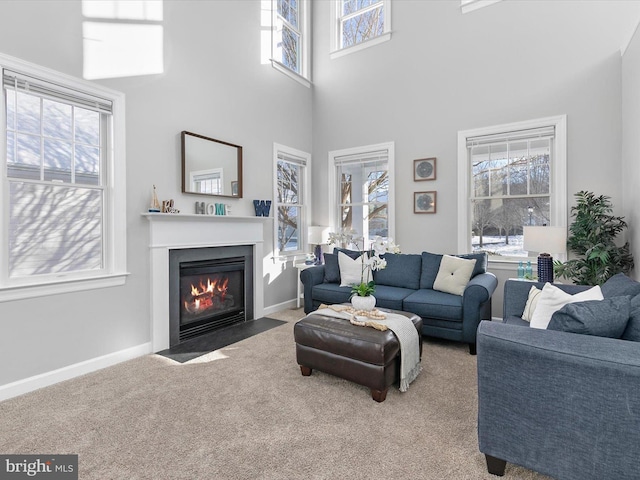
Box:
[312,0,631,316]
[622,22,640,281]
[0,0,312,389]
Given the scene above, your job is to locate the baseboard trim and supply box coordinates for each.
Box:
[263,299,298,316]
[0,342,152,402]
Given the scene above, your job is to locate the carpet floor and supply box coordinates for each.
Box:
[0,308,552,480]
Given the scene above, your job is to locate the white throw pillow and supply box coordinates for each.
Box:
[338,251,368,287]
[529,283,604,329]
[522,286,542,322]
[432,255,477,296]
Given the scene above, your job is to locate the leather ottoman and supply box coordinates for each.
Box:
[293,308,422,402]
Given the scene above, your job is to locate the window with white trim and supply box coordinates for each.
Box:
[457,116,567,260]
[274,144,310,256]
[272,0,310,85]
[1,53,127,300]
[329,142,395,247]
[330,0,391,57]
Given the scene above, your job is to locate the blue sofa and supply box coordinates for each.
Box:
[477,276,640,479]
[300,250,498,354]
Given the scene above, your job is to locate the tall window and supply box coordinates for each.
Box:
[457,116,567,260]
[1,54,126,300]
[330,0,391,58]
[272,0,310,85]
[329,142,395,247]
[274,144,310,256]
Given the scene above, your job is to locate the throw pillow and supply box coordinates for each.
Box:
[529,283,604,329]
[338,251,368,287]
[334,247,362,260]
[521,285,542,322]
[432,255,477,296]
[323,253,340,283]
[547,296,631,338]
[456,252,488,277]
[622,293,640,342]
[420,251,443,289]
[600,273,640,298]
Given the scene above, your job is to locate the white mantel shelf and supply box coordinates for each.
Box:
[144,212,266,351]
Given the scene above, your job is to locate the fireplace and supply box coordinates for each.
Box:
[169,245,254,347]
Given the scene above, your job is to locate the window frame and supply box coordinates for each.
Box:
[0,52,127,302]
[457,115,567,262]
[328,141,395,247]
[273,143,311,259]
[271,0,311,87]
[330,0,392,59]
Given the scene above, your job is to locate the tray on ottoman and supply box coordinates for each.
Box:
[293,307,422,402]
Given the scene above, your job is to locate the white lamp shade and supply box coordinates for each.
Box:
[523,226,567,254]
[308,226,330,245]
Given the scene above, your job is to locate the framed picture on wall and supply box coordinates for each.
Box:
[414,158,436,181]
[414,191,437,214]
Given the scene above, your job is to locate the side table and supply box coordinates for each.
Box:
[295,263,315,308]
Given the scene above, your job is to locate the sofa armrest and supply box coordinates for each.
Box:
[300,265,326,313]
[502,279,591,319]
[460,272,498,343]
[477,321,640,479]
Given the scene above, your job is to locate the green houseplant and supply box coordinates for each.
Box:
[554,191,634,285]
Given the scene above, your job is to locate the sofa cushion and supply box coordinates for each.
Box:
[371,285,416,311]
[547,296,631,338]
[622,294,640,342]
[373,253,422,290]
[403,289,463,322]
[323,253,341,283]
[600,273,640,298]
[338,251,368,286]
[530,283,604,329]
[334,247,363,259]
[420,251,443,289]
[433,255,476,296]
[310,283,353,305]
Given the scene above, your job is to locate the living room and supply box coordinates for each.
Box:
[1,0,640,477]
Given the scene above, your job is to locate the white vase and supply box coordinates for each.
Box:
[351,295,376,311]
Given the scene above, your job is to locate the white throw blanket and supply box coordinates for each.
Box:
[309,306,422,392]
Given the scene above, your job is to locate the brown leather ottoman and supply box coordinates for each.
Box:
[293,308,422,402]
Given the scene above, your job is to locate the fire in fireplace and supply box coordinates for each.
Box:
[178,257,245,341]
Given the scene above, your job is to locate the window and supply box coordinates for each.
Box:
[457,116,567,260]
[0,53,127,301]
[190,169,223,195]
[272,0,310,86]
[274,143,310,256]
[330,0,391,58]
[329,142,395,247]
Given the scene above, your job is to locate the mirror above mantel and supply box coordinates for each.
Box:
[181,131,243,198]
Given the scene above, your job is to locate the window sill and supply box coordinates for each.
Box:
[270,60,311,88]
[0,272,129,302]
[330,32,392,60]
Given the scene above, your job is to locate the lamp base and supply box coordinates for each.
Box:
[314,244,324,265]
[537,253,554,283]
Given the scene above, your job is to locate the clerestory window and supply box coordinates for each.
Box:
[330,0,392,58]
[272,0,310,86]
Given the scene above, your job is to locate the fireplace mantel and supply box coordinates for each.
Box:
[144,213,267,351]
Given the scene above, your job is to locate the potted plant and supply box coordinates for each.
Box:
[328,230,400,310]
[554,191,634,285]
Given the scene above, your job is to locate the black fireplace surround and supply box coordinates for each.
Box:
[169,245,254,347]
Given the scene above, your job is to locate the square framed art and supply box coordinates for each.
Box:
[414,191,437,214]
[414,158,436,181]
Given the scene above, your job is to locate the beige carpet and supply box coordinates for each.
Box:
[0,308,551,480]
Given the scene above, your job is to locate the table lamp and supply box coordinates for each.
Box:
[523,226,567,283]
[308,226,329,265]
